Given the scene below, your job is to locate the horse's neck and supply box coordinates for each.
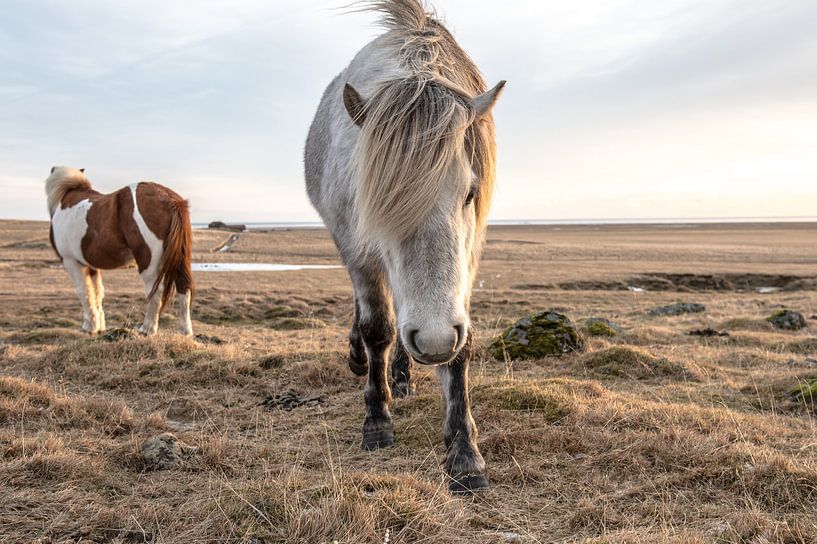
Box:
[61,187,102,208]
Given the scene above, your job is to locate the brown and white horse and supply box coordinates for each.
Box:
[46,166,194,336]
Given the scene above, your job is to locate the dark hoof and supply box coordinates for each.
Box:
[348,357,368,377]
[449,473,489,495]
[361,429,394,450]
[391,381,414,399]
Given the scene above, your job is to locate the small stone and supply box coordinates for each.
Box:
[489,310,584,360]
[101,328,132,342]
[768,309,807,331]
[140,432,196,470]
[649,302,706,317]
[500,532,526,543]
[260,355,285,369]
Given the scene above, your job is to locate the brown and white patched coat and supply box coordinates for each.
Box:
[46,166,194,336]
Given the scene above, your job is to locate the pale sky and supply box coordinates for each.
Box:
[1,0,816,223]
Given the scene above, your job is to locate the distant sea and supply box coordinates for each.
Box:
[194,217,817,230]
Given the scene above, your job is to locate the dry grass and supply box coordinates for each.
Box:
[1,220,817,543]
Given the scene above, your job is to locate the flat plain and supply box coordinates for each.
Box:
[1,219,816,543]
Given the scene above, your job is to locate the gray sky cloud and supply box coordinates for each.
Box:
[1,0,815,222]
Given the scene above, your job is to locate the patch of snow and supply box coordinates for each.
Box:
[757,286,781,294]
[192,263,342,272]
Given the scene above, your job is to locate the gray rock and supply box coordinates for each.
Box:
[649,302,706,317]
[768,310,807,331]
[140,433,196,470]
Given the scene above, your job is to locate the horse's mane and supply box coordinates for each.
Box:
[353,0,497,242]
[45,167,92,215]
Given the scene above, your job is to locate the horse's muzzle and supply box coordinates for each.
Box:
[403,323,465,365]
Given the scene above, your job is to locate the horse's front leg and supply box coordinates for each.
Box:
[352,270,396,450]
[63,258,99,333]
[437,333,488,494]
[391,337,415,398]
[89,268,106,332]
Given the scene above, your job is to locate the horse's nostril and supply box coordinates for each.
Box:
[406,328,420,355]
[453,323,466,349]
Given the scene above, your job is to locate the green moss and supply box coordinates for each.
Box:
[583,346,698,381]
[583,318,621,337]
[586,321,615,337]
[474,384,570,423]
[268,317,324,330]
[488,311,584,361]
[791,379,817,401]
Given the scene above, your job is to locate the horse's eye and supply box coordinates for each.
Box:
[464,188,476,207]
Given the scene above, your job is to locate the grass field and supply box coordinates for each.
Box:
[1,219,817,543]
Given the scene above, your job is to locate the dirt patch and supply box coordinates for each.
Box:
[687,328,730,338]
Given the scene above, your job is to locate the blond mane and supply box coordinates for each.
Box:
[45,167,92,216]
[353,0,497,241]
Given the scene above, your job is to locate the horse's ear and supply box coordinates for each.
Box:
[79,168,85,173]
[471,80,506,119]
[343,83,367,127]
[50,166,57,174]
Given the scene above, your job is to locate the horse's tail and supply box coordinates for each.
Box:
[151,198,194,310]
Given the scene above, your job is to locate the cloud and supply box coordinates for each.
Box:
[1,0,815,222]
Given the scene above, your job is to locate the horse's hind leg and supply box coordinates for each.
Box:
[437,332,488,494]
[391,337,414,398]
[63,258,100,333]
[138,270,163,336]
[176,289,193,336]
[350,265,395,450]
[89,269,106,332]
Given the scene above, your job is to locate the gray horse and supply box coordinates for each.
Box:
[304,0,504,494]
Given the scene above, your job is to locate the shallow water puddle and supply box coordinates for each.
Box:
[192,263,341,272]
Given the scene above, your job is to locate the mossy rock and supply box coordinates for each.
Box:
[488,310,584,361]
[768,309,807,331]
[582,346,699,381]
[790,379,817,401]
[583,317,622,337]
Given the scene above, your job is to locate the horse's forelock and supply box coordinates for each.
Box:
[351,3,496,246]
[353,78,470,243]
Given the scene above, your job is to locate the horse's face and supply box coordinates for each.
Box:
[384,159,479,365]
[345,80,505,365]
